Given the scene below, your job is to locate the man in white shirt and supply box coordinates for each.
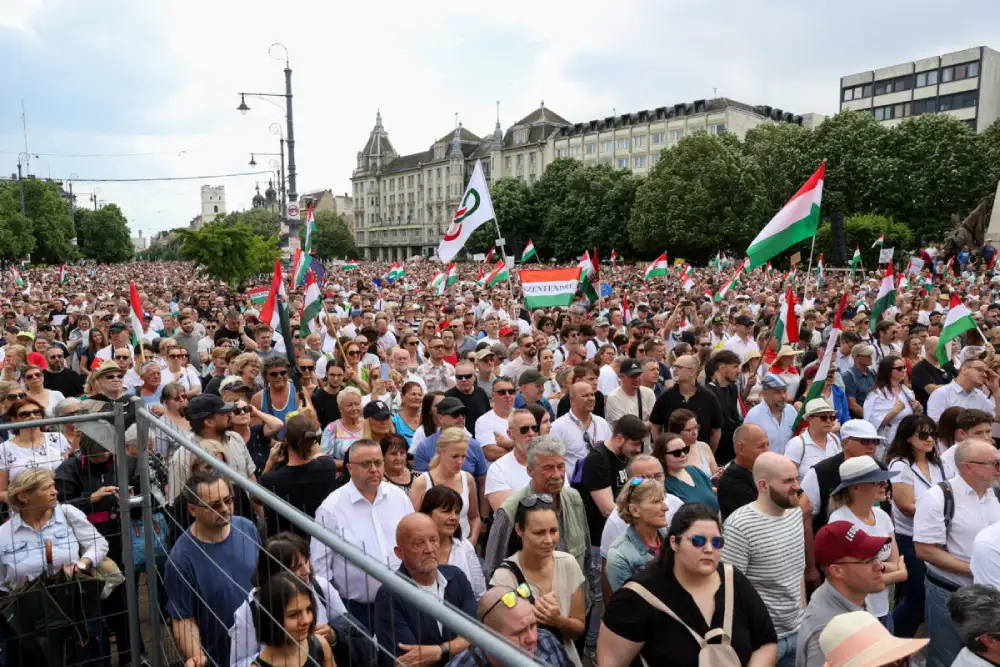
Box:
[585,317,615,359]
[743,375,798,456]
[927,355,1000,423]
[475,377,518,461]
[485,409,538,511]
[311,439,413,633]
[550,382,612,485]
[604,358,655,445]
[914,439,1000,667]
[723,314,759,361]
[98,322,132,361]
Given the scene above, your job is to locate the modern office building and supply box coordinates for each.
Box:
[840,46,1000,132]
[351,98,814,261]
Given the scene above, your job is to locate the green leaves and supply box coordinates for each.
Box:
[75,204,133,263]
[0,179,77,265]
[177,221,280,288]
[306,210,359,260]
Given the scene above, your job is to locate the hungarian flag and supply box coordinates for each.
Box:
[622,293,632,323]
[714,263,744,302]
[869,263,896,330]
[681,264,695,292]
[591,249,600,283]
[484,246,495,266]
[520,240,537,264]
[290,249,305,288]
[300,270,323,335]
[850,245,862,267]
[11,269,24,289]
[439,161,495,262]
[611,249,618,275]
[937,292,978,365]
[129,281,145,346]
[746,161,825,268]
[389,262,405,282]
[519,268,581,309]
[712,252,723,272]
[898,273,910,291]
[247,285,270,306]
[578,251,599,302]
[793,292,849,431]
[58,265,67,285]
[765,262,774,279]
[990,254,997,271]
[260,259,288,333]
[475,264,486,287]
[872,235,885,248]
[773,286,800,346]
[644,253,669,281]
[816,254,824,286]
[484,260,509,288]
[944,256,955,279]
[430,271,446,295]
[342,261,359,270]
[293,206,316,287]
[446,262,458,286]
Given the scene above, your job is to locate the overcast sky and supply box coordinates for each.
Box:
[2,0,998,237]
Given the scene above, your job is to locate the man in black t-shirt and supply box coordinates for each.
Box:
[445,360,491,430]
[579,415,648,543]
[706,349,743,464]
[43,345,84,397]
[910,335,954,410]
[649,355,722,446]
[717,423,769,522]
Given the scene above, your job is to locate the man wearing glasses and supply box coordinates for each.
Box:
[251,356,298,439]
[43,344,83,398]
[916,438,1000,667]
[418,335,456,393]
[485,409,544,512]
[927,354,1000,423]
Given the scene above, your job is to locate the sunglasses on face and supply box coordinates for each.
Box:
[298,365,314,372]
[915,431,935,440]
[114,355,131,361]
[480,583,532,621]
[24,373,42,381]
[232,406,252,415]
[169,394,188,401]
[455,374,474,380]
[198,495,235,513]
[16,409,43,419]
[6,393,26,401]
[495,388,516,396]
[518,424,540,435]
[268,370,288,378]
[812,414,836,422]
[347,350,360,357]
[688,534,724,549]
[666,445,691,457]
[104,374,124,381]
[170,353,188,359]
[48,354,64,361]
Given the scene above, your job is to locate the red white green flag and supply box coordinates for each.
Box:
[485,260,509,288]
[746,161,825,268]
[58,265,67,285]
[937,292,978,364]
[681,264,695,292]
[520,240,537,264]
[714,264,744,302]
[872,235,885,248]
[578,251,599,302]
[129,281,145,346]
[870,263,897,329]
[793,292,849,431]
[773,286,800,346]
[300,270,322,335]
[644,253,669,281]
[446,262,458,286]
[520,268,581,309]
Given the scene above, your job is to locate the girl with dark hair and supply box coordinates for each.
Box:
[231,532,348,667]
[598,503,777,667]
[418,485,486,599]
[391,381,424,446]
[525,402,552,435]
[653,432,718,511]
[886,414,945,637]
[249,572,333,667]
[863,355,919,451]
[381,434,413,492]
[936,406,963,455]
[667,408,718,478]
[489,493,586,667]
[408,391,444,453]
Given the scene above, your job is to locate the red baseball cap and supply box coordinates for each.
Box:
[499,326,516,337]
[815,521,890,566]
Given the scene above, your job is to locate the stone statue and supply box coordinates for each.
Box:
[943,196,990,257]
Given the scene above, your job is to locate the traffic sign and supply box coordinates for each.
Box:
[287,203,300,220]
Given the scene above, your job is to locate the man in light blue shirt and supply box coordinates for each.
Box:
[744,374,798,457]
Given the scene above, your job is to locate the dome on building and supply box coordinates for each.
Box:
[251,183,265,208]
[264,179,278,206]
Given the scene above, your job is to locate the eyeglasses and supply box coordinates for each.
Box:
[968,460,1000,471]
[16,409,44,419]
[23,373,42,381]
[688,535,724,549]
[198,495,235,513]
[47,354,64,360]
[6,393,25,401]
[892,365,907,371]
[519,493,554,508]
[455,373,474,380]
[406,341,419,346]
[169,353,188,359]
[494,388,516,396]
[812,414,836,423]
[346,350,360,357]
[114,356,131,361]
[350,458,385,470]
[666,445,691,458]
[232,406,252,415]
[169,393,189,401]
[104,374,124,381]
[298,365,315,372]
[518,424,540,435]
[268,370,289,378]
[480,583,532,621]
[915,431,935,440]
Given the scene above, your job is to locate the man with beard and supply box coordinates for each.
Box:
[721,453,805,667]
[505,334,537,384]
[43,344,83,397]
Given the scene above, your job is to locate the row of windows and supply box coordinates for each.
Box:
[843,60,980,102]
[504,152,538,170]
[873,91,978,121]
[556,126,723,158]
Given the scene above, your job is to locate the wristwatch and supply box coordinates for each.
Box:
[439,643,451,661]
[76,560,90,572]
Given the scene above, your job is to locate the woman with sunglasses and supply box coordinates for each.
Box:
[828,455,906,630]
[418,485,487,600]
[162,344,202,397]
[863,355,919,454]
[410,427,481,543]
[605,477,668,593]
[885,414,945,637]
[0,397,72,505]
[666,408,718,479]
[525,403,552,435]
[600,502,777,667]
[340,341,371,395]
[154,382,192,457]
[653,431,719,511]
[23,363,65,417]
[489,493,586,667]
[0,381,25,444]
[232,394,285,477]
[80,328,105,377]
[784,398,843,480]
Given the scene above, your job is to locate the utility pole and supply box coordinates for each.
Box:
[16,156,25,215]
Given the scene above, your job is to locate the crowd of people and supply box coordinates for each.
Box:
[1,251,1000,667]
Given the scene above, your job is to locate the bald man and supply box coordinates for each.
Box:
[718,423,771,521]
[649,354,723,447]
[550,381,612,485]
[445,587,574,667]
[373,513,476,667]
[722,453,804,667]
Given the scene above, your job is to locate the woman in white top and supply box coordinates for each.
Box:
[409,427,481,543]
[665,408,718,478]
[160,346,202,396]
[23,364,65,418]
[863,355,919,458]
[828,455,907,629]
[0,397,71,504]
[784,398,842,479]
[885,414,945,638]
[418,485,487,600]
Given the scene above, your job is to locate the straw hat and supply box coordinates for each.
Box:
[820,611,927,667]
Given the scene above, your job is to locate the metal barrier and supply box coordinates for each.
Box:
[0,404,545,667]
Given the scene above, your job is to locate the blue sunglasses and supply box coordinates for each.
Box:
[689,535,724,550]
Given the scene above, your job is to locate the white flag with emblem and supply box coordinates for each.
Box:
[438,160,496,263]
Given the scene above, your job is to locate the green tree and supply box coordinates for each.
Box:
[629,134,767,262]
[14,179,77,264]
[137,236,183,262]
[75,204,134,263]
[305,211,359,260]
[813,213,913,266]
[978,119,1000,189]
[810,111,893,218]
[0,185,35,263]
[176,222,280,288]
[546,164,639,261]
[533,158,585,257]
[467,178,535,259]
[741,123,817,215]
[217,207,281,239]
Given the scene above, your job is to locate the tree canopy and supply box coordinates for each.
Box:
[75,205,133,264]
[176,221,280,288]
[303,211,359,260]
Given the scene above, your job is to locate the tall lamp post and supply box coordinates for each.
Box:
[236,43,299,253]
[15,152,29,215]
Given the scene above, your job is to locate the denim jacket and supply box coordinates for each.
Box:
[606,524,665,592]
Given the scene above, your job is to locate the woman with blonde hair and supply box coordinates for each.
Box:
[0,381,25,444]
[606,477,668,592]
[408,426,481,543]
[1,344,27,383]
[231,352,263,391]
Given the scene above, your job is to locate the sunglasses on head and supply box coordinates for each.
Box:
[480,583,532,621]
[666,445,691,457]
[519,493,553,508]
[518,424,540,435]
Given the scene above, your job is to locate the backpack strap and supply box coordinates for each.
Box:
[938,480,955,532]
[622,581,706,649]
[495,561,537,605]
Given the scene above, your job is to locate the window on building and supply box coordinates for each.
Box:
[912,98,936,116]
[570,145,582,156]
[709,124,726,135]
[632,156,647,168]
[517,154,524,166]
[445,166,450,177]
[600,140,613,153]
[616,137,630,150]
[632,135,645,149]
[843,88,854,102]
[894,103,911,119]
[874,106,891,121]
[616,158,629,169]
[939,91,978,111]
[651,154,660,166]
[941,67,954,83]
[651,132,664,145]
[529,152,536,164]
[556,148,566,157]
[585,142,596,154]
[669,129,684,142]
[504,156,511,171]
[437,186,441,198]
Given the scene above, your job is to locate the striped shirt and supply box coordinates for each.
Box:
[721,503,805,637]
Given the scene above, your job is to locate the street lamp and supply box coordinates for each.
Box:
[249,153,257,167]
[237,94,250,115]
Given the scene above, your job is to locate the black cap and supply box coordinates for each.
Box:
[187,394,236,420]
[436,397,468,416]
[734,315,754,327]
[619,358,643,376]
[363,400,391,420]
[109,322,128,333]
[711,315,724,325]
[613,414,649,441]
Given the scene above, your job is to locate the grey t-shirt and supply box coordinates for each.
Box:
[795,580,864,667]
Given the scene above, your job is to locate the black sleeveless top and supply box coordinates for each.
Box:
[252,635,325,667]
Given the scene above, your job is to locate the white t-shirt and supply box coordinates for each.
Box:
[484,451,530,497]
[887,458,946,536]
[783,431,842,480]
[475,410,511,446]
[597,364,620,396]
[162,366,201,392]
[828,506,894,618]
[0,433,72,484]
